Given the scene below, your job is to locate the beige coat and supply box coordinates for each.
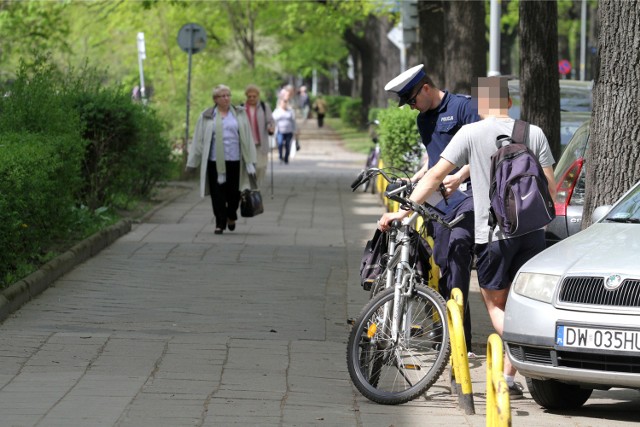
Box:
[186,105,257,198]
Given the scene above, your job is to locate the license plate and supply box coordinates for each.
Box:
[556,325,640,352]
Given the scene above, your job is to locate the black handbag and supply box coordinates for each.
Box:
[240,174,264,217]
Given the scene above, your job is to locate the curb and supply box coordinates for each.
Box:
[0,219,133,323]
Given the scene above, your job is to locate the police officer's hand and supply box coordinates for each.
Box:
[442,174,462,195]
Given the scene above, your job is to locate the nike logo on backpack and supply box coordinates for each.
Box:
[521,192,534,200]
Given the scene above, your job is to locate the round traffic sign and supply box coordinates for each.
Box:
[558,59,571,76]
[177,23,207,54]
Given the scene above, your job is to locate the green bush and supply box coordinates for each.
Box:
[0,132,85,281]
[70,86,172,209]
[377,107,423,174]
[0,56,173,286]
[339,97,364,129]
[324,95,350,118]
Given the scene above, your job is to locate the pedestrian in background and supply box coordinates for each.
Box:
[379,76,556,399]
[298,85,311,123]
[312,95,328,128]
[242,84,275,187]
[272,98,297,165]
[279,84,294,102]
[384,64,480,355]
[186,84,257,235]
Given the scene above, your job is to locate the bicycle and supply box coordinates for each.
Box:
[347,167,464,405]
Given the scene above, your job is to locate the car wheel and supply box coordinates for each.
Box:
[526,377,593,410]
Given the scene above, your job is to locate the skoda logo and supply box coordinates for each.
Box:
[604,274,623,290]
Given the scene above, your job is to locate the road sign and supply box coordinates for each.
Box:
[558,59,572,76]
[177,23,207,54]
[387,26,403,50]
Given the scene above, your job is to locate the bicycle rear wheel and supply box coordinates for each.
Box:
[346,285,450,405]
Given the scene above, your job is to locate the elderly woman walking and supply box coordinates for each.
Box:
[186,84,257,234]
[242,84,274,187]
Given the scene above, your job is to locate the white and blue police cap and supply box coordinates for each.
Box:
[384,64,426,106]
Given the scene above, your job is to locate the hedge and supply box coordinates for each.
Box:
[377,107,424,175]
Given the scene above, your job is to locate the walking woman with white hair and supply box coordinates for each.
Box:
[186,84,257,234]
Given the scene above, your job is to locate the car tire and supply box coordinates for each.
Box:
[526,377,593,410]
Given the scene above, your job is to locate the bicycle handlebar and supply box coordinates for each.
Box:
[351,167,466,229]
[385,187,465,231]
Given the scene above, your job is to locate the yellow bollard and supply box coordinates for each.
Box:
[449,288,465,392]
[486,334,511,427]
[447,299,475,415]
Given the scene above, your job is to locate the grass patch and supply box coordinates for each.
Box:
[325,117,374,154]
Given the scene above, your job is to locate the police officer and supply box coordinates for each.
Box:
[385,64,480,354]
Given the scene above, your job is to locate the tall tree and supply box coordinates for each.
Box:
[582,1,640,226]
[416,1,486,93]
[519,0,561,160]
[344,14,399,116]
[443,0,486,94]
[417,1,445,87]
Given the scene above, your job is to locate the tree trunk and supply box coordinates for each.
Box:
[582,1,640,227]
[519,0,561,161]
[345,14,400,121]
[417,1,445,88]
[443,0,487,94]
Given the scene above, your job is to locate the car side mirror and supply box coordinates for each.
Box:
[591,205,612,224]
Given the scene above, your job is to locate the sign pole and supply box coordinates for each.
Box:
[136,32,147,104]
[185,38,193,148]
[177,23,207,153]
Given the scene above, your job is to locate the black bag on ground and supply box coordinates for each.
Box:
[359,228,432,291]
[240,175,264,218]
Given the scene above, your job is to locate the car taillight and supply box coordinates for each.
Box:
[555,158,584,216]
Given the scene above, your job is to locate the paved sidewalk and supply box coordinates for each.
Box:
[0,120,638,426]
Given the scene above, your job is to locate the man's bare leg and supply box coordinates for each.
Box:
[480,287,516,376]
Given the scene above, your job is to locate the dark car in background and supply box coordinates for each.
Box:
[508,79,592,147]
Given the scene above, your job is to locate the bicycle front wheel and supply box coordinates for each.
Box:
[346,285,451,405]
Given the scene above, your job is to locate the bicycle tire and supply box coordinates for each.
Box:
[346,285,451,405]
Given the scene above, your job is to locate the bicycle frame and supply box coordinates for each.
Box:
[354,166,463,354]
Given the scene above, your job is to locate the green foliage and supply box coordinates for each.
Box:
[368,108,384,123]
[0,132,85,284]
[68,79,172,209]
[377,107,422,174]
[0,56,172,287]
[325,95,351,118]
[339,98,364,129]
[0,57,82,136]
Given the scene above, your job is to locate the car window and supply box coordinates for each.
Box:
[606,183,640,221]
[554,121,590,181]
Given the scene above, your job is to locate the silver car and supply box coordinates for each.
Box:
[503,179,640,410]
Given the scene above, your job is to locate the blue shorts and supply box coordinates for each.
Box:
[474,230,546,291]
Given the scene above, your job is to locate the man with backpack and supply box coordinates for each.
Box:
[385,64,480,355]
[378,76,556,399]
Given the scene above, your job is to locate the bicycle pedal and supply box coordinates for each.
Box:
[347,318,355,325]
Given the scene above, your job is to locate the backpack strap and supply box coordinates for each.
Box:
[511,119,530,144]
